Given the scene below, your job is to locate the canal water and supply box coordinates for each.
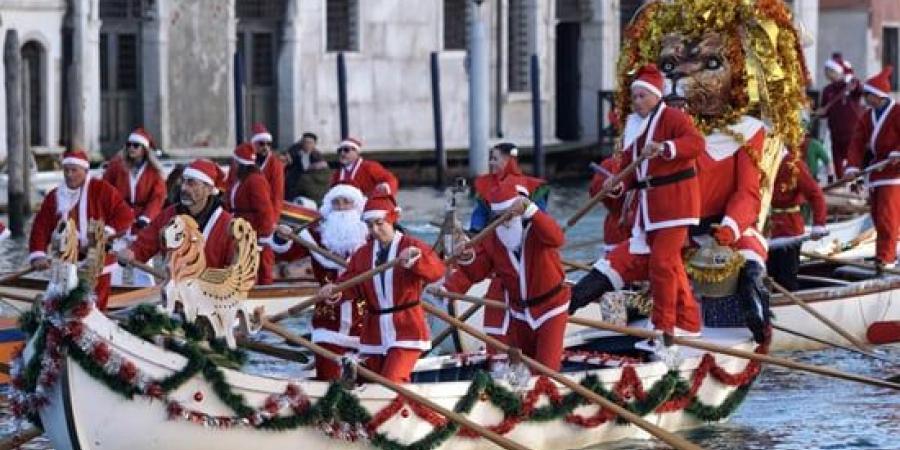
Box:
[0,183,897,450]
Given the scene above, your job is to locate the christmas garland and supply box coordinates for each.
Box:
[10,283,762,450]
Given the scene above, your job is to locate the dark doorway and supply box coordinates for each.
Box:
[556,22,581,141]
[236,0,285,145]
[20,41,45,146]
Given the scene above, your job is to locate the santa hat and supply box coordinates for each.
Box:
[250,123,273,144]
[183,159,225,194]
[127,127,154,149]
[630,64,664,98]
[338,137,363,152]
[487,181,529,212]
[61,149,90,170]
[362,194,400,223]
[233,142,256,166]
[494,142,519,157]
[824,53,852,75]
[320,183,366,217]
[864,66,894,98]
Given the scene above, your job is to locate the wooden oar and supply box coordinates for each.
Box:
[767,277,875,353]
[822,158,893,192]
[236,337,309,363]
[800,251,900,276]
[420,301,703,450]
[265,258,402,323]
[563,153,649,232]
[568,317,900,391]
[277,229,348,267]
[562,259,593,272]
[119,257,167,281]
[0,426,42,450]
[261,319,531,450]
[0,267,36,286]
[771,323,896,363]
[0,290,39,306]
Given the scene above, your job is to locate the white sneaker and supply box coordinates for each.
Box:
[674,327,702,338]
[634,338,681,369]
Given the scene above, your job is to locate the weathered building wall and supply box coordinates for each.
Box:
[817,9,869,86]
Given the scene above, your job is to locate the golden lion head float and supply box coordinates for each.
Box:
[616,0,809,155]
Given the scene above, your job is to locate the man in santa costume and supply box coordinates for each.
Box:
[30,149,134,309]
[845,65,900,271]
[568,64,704,353]
[319,194,444,382]
[816,53,863,178]
[271,183,369,380]
[102,127,166,286]
[227,143,277,284]
[589,152,634,253]
[467,142,549,347]
[329,137,399,197]
[767,156,828,290]
[252,123,286,215]
[119,159,235,271]
[444,181,570,370]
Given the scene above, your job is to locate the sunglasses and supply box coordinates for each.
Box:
[337,147,356,154]
[126,142,143,149]
[257,141,273,147]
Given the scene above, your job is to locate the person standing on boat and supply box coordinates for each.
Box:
[443,180,570,370]
[271,184,369,380]
[589,152,634,253]
[845,66,900,272]
[30,149,134,309]
[102,127,166,286]
[468,142,549,348]
[319,194,444,383]
[815,53,863,178]
[569,64,705,351]
[767,155,828,290]
[119,159,236,270]
[329,137,399,198]
[227,143,277,285]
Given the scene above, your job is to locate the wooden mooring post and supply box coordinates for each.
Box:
[5,29,29,236]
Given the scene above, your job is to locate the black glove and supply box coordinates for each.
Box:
[737,260,772,343]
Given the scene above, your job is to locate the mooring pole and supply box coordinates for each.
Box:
[430,52,447,188]
[530,54,544,178]
[337,52,349,140]
[467,0,489,177]
[5,30,28,236]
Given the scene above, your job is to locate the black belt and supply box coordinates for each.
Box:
[522,283,565,308]
[690,214,724,237]
[634,168,696,190]
[369,301,421,315]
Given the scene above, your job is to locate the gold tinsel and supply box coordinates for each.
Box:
[614,0,809,172]
[682,248,746,284]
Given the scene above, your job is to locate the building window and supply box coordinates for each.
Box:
[884,27,899,91]
[556,0,590,22]
[99,0,153,19]
[236,0,285,19]
[444,0,468,50]
[508,0,531,92]
[327,0,359,52]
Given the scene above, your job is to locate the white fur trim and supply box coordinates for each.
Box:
[311,328,360,349]
[0,228,9,241]
[509,148,519,157]
[62,157,89,169]
[269,237,293,254]
[864,83,890,99]
[233,155,255,166]
[127,133,150,148]
[721,215,741,239]
[183,167,215,187]
[339,139,361,151]
[631,79,662,98]
[811,225,828,234]
[251,132,273,144]
[509,302,570,330]
[662,141,676,160]
[376,182,392,195]
[868,179,900,188]
[889,151,900,159]
[705,116,764,161]
[490,197,517,212]
[844,167,860,176]
[104,225,116,237]
[321,184,366,217]
[824,59,845,75]
[28,251,47,262]
[362,210,388,221]
[522,202,539,219]
[592,258,624,290]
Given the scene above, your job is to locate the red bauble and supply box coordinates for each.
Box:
[400,408,410,418]
[91,342,110,365]
[193,391,204,402]
[118,360,137,382]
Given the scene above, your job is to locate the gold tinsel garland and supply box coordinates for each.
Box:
[682,248,746,284]
[613,0,809,179]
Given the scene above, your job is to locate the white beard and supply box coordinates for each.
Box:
[496,218,524,252]
[321,210,369,258]
[56,185,81,216]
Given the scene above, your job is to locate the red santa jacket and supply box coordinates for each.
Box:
[822,79,863,147]
[846,100,900,187]
[272,227,363,348]
[227,153,285,215]
[445,208,569,330]
[330,158,399,197]
[338,232,444,355]
[768,157,827,241]
[695,116,767,262]
[227,171,276,240]
[131,201,235,269]
[617,104,703,248]
[29,177,134,273]
[589,156,634,249]
[102,155,166,224]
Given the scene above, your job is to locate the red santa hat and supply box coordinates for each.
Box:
[233,142,256,166]
[320,183,366,217]
[487,180,529,212]
[127,127,154,149]
[338,137,363,152]
[250,123,273,144]
[183,159,225,194]
[864,66,894,98]
[61,149,90,170]
[630,64,664,98]
[824,53,852,76]
[362,194,400,223]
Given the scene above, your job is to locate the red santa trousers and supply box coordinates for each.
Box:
[871,185,900,265]
[315,342,352,381]
[607,227,701,333]
[95,274,111,310]
[364,348,423,383]
[257,246,274,285]
[508,312,568,371]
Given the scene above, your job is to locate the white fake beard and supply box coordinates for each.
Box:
[56,185,81,216]
[321,210,369,258]
[496,218,524,252]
